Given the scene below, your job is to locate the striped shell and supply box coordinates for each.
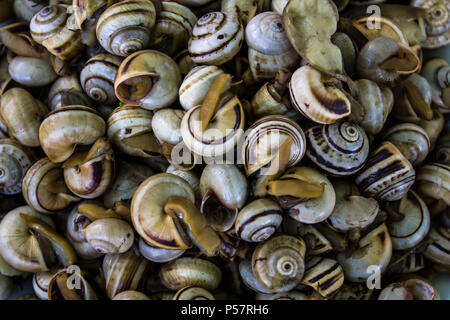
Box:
[149,1,197,56]
[103,250,151,299]
[289,66,351,124]
[301,257,344,298]
[305,121,369,176]
[0,139,34,195]
[234,198,283,242]
[22,157,79,214]
[48,74,90,110]
[29,5,67,44]
[80,54,123,106]
[423,226,450,266]
[252,234,306,293]
[173,287,215,300]
[160,257,221,291]
[355,142,416,201]
[96,0,156,56]
[179,65,229,111]
[242,115,306,176]
[245,12,293,55]
[188,11,244,65]
[411,0,449,49]
[415,163,450,206]
[385,190,431,250]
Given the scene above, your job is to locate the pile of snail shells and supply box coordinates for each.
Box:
[0,0,449,301]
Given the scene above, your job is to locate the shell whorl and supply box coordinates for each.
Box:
[305,121,369,176]
[29,5,67,44]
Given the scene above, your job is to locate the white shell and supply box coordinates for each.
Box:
[189,11,244,65]
[29,5,67,44]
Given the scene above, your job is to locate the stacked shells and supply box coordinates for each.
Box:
[0,0,448,302]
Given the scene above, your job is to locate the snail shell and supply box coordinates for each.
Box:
[152,108,184,145]
[103,250,151,299]
[188,11,244,65]
[22,157,79,214]
[107,105,159,158]
[174,48,197,76]
[96,0,156,56]
[248,47,300,82]
[115,50,182,110]
[222,0,264,26]
[138,238,185,263]
[80,53,123,106]
[252,234,306,293]
[434,133,450,165]
[39,106,106,163]
[245,12,293,55]
[415,163,450,206]
[301,256,344,298]
[234,198,283,242]
[29,5,67,44]
[355,141,416,201]
[149,1,197,56]
[411,0,450,49]
[47,268,98,300]
[289,66,351,124]
[180,95,245,158]
[48,74,91,110]
[0,206,56,272]
[424,226,449,266]
[385,190,431,250]
[327,179,379,233]
[0,139,35,195]
[337,224,392,283]
[33,271,54,300]
[173,286,215,300]
[83,218,134,254]
[179,65,230,111]
[113,291,150,300]
[378,279,437,300]
[171,0,213,7]
[8,56,57,87]
[383,123,431,166]
[166,165,200,199]
[243,115,306,176]
[421,58,449,111]
[271,0,289,15]
[160,257,221,291]
[13,0,46,22]
[1,87,48,147]
[305,121,369,176]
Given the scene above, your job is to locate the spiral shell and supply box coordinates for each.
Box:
[411,0,450,49]
[305,121,369,176]
[80,54,122,106]
[248,48,300,82]
[245,12,292,55]
[383,123,431,166]
[115,50,181,110]
[29,5,67,45]
[434,133,450,165]
[423,226,449,266]
[96,0,156,56]
[47,268,98,300]
[149,1,197,56]
[0,88,48,147]
[138,238,185,263]
[33,271,54,300]
[173,286,215,300]
[160,257,221,291]
[355,142,416,201]
[102,250,150,299]
[22,157,79,214]
[39,106,106,163]
[415,163,450,206]
[188,11,244,65]
[179,65,229,111]
[234,198,283,242]
[113,290,150,300]
[289,66,351,124]
[252,234,306,293]
[83,218,134,254]
[243,115,305,176]
[421,58,449,111]
[8,56,57,87]
[0,139,34,195]
[48,74,91,110]
[301,257,344,298]
[385,190,431,250]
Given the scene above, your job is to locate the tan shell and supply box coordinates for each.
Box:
[423,226,449,266]
[83,218,134,254]
[48,73,91,110]
[96,0,156,56]
[355,142,415,201]
[222,0,264,26]
[39,106,106,163]
[160,257,221,291]
[0,88,48,147]
[8,56,57,87]
[248,48,300,82]
[301,256,344,298]
[47,268,98,300]
[411,0,449,49]
[113,290,150,300]
[289,66,351,124]
[29,5,67,44]
[173,286,215,300]
[114,50,181,110]
[415,163,450,206]
[188,11,244,65]
[13,0,46,22]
